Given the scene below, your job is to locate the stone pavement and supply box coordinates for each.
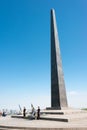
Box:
[40,109,87,122]
[11,109,87,122]
[0,114,87,130]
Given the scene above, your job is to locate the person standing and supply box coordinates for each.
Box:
[31,104,36,117]
[37,106,40,119]
[23,107,26,117]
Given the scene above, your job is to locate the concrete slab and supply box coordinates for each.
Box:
[41,109,87,114]
[11,109,87,122]
[40,112,87,122]
[39,109,87,122]
[0,115,87,130]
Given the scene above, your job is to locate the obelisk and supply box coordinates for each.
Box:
[51,9,68,109]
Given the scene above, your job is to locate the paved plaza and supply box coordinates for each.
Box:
[0,112,87,130]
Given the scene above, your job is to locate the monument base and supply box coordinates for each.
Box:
[46,107,61,110]
[46,107,68,110]
[40,108,87,122]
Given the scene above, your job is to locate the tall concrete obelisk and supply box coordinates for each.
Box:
[51,9,68,109]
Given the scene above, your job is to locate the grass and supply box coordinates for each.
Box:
[81,108,87,110]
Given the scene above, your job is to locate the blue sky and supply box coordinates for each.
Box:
[0,0,87,110]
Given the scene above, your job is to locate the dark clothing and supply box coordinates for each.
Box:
[37,108,40,119]
[23,108,26,117]
[2,112,6,117]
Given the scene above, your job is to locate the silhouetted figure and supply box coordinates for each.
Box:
[31,104,36,117]
[23,107,26,117]
[37,106,40,119]
[2,112,6,116]
[2,110,6,117]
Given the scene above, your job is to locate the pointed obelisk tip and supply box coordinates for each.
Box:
[51,8,55,13]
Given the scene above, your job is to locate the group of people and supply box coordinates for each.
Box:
[23,104,40,119]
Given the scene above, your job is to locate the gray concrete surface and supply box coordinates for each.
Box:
[0,112,87,130]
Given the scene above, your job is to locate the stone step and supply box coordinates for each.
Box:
[0,116,87,129]
[11,115,35,120]
[41,111,64,115]
[41,109,87,115]
[11,109,87,123]
[40,116,68,122]
[40,113,87,122]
